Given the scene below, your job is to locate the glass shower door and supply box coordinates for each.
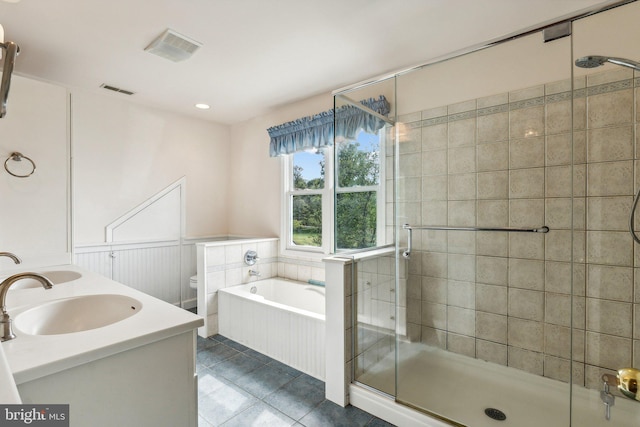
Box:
[394,26,574,426]
[333,82,399,398]
[571,2,640,425]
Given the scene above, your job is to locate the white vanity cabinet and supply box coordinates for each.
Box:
[2,266,202,427]
[16,331,197,427]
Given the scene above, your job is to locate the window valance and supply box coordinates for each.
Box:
[267,95,390,157]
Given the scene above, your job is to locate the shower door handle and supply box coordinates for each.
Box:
[402,224,412,259]
[401,223,550,260]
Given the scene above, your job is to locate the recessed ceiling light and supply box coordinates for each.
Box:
[195,103,210,110]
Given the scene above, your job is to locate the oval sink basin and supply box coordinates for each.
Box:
[15,294,142,335]
[6,270,82,290]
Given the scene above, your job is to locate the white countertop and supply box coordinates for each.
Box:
[0,346,20,403]
[0,265,203,395]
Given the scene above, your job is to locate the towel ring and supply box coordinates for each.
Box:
[4,152,36,178]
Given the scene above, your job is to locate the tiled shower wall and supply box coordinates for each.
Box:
[399,67,640,391]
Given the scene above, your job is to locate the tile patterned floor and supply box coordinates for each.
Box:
[197,335,395,426]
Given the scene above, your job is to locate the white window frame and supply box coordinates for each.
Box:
[281,147,334,256]
[281,131,386,257]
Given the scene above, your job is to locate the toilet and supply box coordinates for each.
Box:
[189,275,198,290]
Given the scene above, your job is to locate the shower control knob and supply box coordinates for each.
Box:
[244,250,259,266]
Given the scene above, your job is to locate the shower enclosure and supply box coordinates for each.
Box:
[335,1,640,426]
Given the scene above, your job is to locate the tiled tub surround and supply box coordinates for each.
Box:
[397,67,640,394]
[196,238,326,337]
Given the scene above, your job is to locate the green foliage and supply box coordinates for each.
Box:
[292,194,322,247]
[336,139,379,249]
[291,136,380,250]
[337,140,379,187]
[336,192,377,249]
[293,165,307,189]
[293,230,321,246]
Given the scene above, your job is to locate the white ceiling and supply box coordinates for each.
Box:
[0,0,621,124]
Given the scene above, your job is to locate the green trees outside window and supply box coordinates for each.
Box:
[292,194,322,246]
[290,130,381,251]
[292,151,324,247]
[335,137,379,249]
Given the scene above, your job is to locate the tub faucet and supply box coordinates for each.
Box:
[249,269,261,277]
[0,252,21,264]
[0,273,53,342]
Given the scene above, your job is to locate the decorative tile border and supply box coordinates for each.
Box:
[477,103,509,117]
[545,91,573,103]
[416,74,635,128]
[448,110,476,122]
[586,78,633,96]
[421,116,448,127]
[402,121,422,130]
[509,96,545,111]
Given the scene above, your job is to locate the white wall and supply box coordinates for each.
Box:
[396,29,571,115]
[0,71,333,279]
[228,93,333,238]
[72,90,231,244]
[573,0,640,62]
[0,75,70,272]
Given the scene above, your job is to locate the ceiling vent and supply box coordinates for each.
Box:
[144,29,202,62]
[100,84,135,96]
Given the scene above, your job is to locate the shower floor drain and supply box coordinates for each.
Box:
[484,408,507,421]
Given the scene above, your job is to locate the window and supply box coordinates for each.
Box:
[291,150,325,248]
[284,130,385,254]
[335,131,383,250]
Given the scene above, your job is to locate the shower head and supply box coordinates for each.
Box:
[575,55,608,68]
[575,55,640,72]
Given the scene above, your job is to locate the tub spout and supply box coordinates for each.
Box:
[0,252,21,264]
[249,269,261,277]
[0,272,53,341]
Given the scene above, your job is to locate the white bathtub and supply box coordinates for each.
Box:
[218,278,326,379]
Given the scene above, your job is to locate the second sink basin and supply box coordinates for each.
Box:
[6,270,82,290]
[14,294,142,335]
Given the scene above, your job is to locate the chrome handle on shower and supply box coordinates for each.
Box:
[401,223,550,260]
[601,376,615,421]
[402,224,412,259]
[599,368,640,421]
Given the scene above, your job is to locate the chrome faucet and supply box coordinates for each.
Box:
[249,269,261,277]
[601,374,617,421]
[0,273,53,341]
[244,250,259,266]
[0,252,21,264]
